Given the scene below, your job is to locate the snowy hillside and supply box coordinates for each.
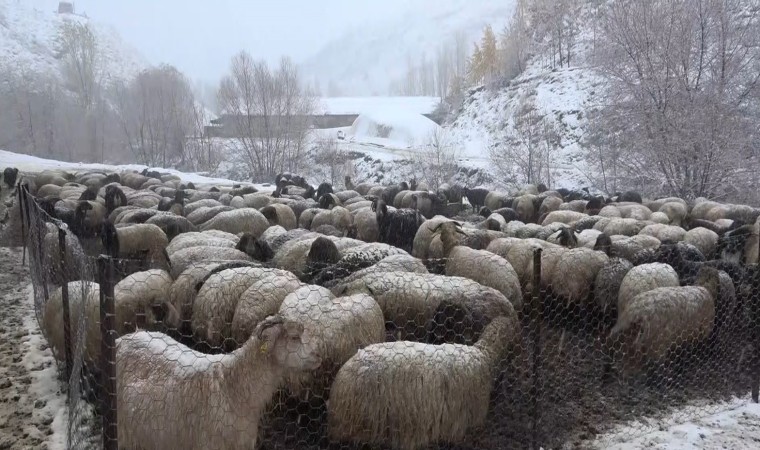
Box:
[301,0,515,96]
[0,0,147,83]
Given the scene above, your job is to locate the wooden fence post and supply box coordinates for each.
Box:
[531,248,543,450]
[58,227,73,383]
[18,182,26,265]
[98,255,118,450]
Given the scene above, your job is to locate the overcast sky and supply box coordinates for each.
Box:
[37,0,412,83]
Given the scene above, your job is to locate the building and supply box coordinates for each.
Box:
[57,2,74,14]
[205,96,443,138]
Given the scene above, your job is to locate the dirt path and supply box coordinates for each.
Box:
[0,246,67,450]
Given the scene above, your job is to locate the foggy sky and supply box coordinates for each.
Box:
[36,0,413,83]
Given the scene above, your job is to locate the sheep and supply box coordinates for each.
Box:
[260,203,297,230]
[183,199,223,216]
[166,232,237,256]
[541,210,587,226]
[617,263,680,314]
[115,315,322,450]
[545,227,579,248]
[373,199,424,254]
[192,267,298,349]
[164,261,259,332]
[608,266,719,374]
[101,222,170,272]
[659,201,688,227]
[486,238,560,291]
[43,271,173,365]
[540,247,609,305]
[327,315,518,450]
[684,227,719,260]
[718,223,759,265]
[277,288,385,395]
[307,242,408,286]
[594,257,634,317]
[145,214,197,240]
[434,221,522,311]
[199,208,269,237]
[331,271,516,341]
[322,254,429,289]
[350,207,380,242]
[186,205,235,226]
[3,167,19,188]
[230,273,305,344]
[168,246,254,279]
[412,216,451,259]
[639,223,687,242]
[426,299,488,345]
[235,232,274,262]
[484,191,512,211]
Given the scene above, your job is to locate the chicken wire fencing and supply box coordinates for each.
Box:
[15,184,760,450]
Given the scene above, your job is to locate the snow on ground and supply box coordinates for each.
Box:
[350,110,441,148]
[586,395,760,449]
[0,247,68,450]
[0,149,272,191]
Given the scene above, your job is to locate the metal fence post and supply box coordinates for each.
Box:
[58,227,73,383]
[530,248,543,450]
[98,255,118,450]
[17,182,27,265]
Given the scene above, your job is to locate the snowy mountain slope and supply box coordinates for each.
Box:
[445,8,604,191]
[0,0,147,82]
[448,65,605,190]
[301,0,515,96]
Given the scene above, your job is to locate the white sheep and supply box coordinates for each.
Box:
[199,207,269,237]
[191,267,293,348]
[617,263,680,314]
[609,266,719,373]
[434,221,522,311]
[115,315,322,450]
[327,315,518,450]
[278,287,385,395]
[168,246,254,279]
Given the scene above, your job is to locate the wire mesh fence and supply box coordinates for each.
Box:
[14,181,760,450]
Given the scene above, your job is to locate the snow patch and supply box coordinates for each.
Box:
[350,111,441,149]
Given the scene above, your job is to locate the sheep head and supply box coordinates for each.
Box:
[695,266,721,301]
[432,221,466,257]
[255,315,322,371]
[237,233,273,262]
[593,233,613,256]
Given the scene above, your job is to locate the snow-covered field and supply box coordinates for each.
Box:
[587,396,760,449]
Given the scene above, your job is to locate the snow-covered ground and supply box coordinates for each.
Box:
[316,96,441,115]
[587,396,760,449]
[0,149,271,191]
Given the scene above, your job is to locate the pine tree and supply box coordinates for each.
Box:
[480,25,498,82]
[468,42,483,84]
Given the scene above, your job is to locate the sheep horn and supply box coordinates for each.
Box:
[256,315,285,339]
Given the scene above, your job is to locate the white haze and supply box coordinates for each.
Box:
[29,0,417,86]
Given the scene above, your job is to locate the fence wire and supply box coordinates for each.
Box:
[14,182,760,450]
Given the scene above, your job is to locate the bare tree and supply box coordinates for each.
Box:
[115,65,196,167]
[412,128,461,191]
[594,0,760,200]
[490,99,560,188]
[217,52,316,182]
[312,136,350,186]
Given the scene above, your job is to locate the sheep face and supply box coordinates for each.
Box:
[258,317,322,371]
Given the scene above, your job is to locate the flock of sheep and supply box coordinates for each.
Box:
[7,165,760,450]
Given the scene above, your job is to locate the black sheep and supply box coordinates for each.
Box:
[372,199,424,254]
[3,167,19,188]
[618,191,643,203]
[236,233,274,262]
[104,185,128,213]
[463,187,489,212]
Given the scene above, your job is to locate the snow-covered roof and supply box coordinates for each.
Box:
[314,96,440,116]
